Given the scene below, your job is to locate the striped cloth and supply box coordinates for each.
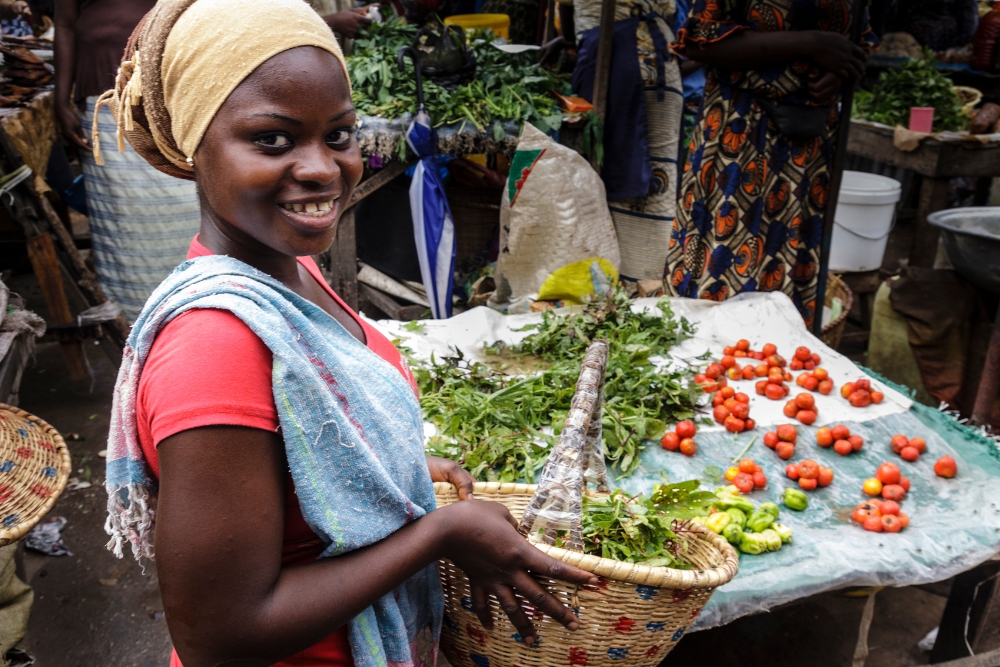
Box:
[79,96,201,322]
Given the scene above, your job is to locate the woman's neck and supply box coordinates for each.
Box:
[197,214,305,287]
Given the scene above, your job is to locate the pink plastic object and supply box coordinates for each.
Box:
[909,107,935,133]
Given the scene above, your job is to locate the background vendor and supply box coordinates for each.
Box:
[543,0,683,283]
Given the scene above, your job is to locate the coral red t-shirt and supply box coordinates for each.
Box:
[138,237,417,667]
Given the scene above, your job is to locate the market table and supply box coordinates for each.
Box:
[846,119,1000,268]
[377,292,1000,633]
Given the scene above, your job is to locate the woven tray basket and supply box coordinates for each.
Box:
[0,404,71,546]
[821,272,854,350]
[435,483,738,667]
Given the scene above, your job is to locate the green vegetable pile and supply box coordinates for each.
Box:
[701,486,793,555]
[853,57,967,132]
[579,481,718,569]
[348,18,566,136]
[414,288,700,482]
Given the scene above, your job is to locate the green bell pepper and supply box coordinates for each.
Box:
[773,522,793,544]
[725,507,747,529]
[706,512,732,534]
[759,528,783,552]
[739,531,768,555]
[713,491,755,514]
[759,502,780,520]
[722,522,744,545]
[746,510,775,533]
[783,487,809,511]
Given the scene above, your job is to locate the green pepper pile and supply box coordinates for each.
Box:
[414,288,701,481]
[699,486,793,555]
[853,57,967,132]
[348,18,566,135]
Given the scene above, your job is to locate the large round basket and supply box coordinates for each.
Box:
[435,482,739,667]
[821,272,854,351]
[0,404,71,546]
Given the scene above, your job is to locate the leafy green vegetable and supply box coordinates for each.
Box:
[414,288,700,480]
[853,56,967,132]
[348,18,566,133]
[579,481,716,568]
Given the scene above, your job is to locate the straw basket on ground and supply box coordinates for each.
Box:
[434,341,739,667]
[0,404,71,546]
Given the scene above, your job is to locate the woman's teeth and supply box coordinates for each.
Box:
[280,199,337,217]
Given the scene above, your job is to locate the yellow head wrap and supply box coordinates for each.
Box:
[93,0,348,180]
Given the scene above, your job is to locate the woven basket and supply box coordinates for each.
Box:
[434,341,739,667]
[953,86,983,116]
[0,404,71,546]
[821,272,854,350]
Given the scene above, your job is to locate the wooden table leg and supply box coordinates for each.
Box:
[328,206,358,311]
[911,176,950,269]
[25,233,88,381]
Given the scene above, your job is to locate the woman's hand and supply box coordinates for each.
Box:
[426,455,475,500]
[807,70,842,103]
[56,102,91,152]
[435,499,598,646]
[324,9,372,38]
[808,32,867,83]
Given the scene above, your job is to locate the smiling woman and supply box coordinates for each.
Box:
[94,2,597,667]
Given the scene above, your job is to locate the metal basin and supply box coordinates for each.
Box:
[927,207,1000,295]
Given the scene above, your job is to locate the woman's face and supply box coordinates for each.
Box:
[194,46,363,258]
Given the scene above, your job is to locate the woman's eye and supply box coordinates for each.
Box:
[327,129,352,146]
[257,133,292,148]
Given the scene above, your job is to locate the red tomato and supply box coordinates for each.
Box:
[753,351,765,360]
[724,416,746,433]
[795,346,812,362]
[734,349,747,358]
[899,476,911,492]
[875,463,900,485]
[863,515,884,532]
[733,472,754,493]
[841,382,856,399]
[767,367,785,383]
[713,405,730,424]
[736,339,751,352]
[789,358,804,371]
[763,432,780,449]
[796,410,817,426]
[849,391,872,408]
[797,460,820,480]
[849,434,864,452]
[679,438,698,457]
[713,393,725,408]
[785,463,800,480]
[804,361,816,370]
[834,439,853,456]
[812,368,829,381]
[723,346,736,356]
[890,434,909,454]
[816,427,834,447]
[705,363,723,380]
[720,386,736,399]
[798,477,818,491]
[934,456,957,478]
[723,395,739,409]
[870,391,884,404]
[879,500,900,516]
[755,364,769,378]
[817,466,834,488]
[852,504,879,524]
[881,484,906,502]
[856,379,871,392]
[738,458,757,474]
[897,512,910,529]
[794,392,815,410]
[783,401,800,418]
[761,343,777,357]
[795,373,808,387]
[752,471,767,489]
[730,402,750,420]
[767,354,786,369]
[900,446,920,462]
[734,392,750,404]
[818,379,834,395]
[756,380,768,396]
[744,418,757,430]
[776,424,798,442]
[661,432,680,451]
[776,442,796,460]
[721,355,737,369]
[727,366,743,381]
[742,366,756,380]
[909,437,926,454]
[811,353,821,365]
[881,515,902,533]
[676,421,697,439]
[766,383,787,401]
[831,425,851,441]
[803,376,819,392]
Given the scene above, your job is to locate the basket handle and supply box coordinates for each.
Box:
[517,339,609,551]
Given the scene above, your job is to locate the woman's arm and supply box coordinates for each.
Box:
[54,0,90,151]
[157,426,595,667]
[683,30,866,82]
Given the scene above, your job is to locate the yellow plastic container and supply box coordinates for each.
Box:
[444,13,510,39]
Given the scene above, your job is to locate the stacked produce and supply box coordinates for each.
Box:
[702,488,792,555]
[853,57,968,132]
[841,378,884,407]
[863,462,910,502]
[890,433,926,462]
[710,388,755,433]
[783,391,818,425]
[660,420,699,456]
[795,367,834,395]
[724,457,768,493]
[816,424,865,457]
[347,19,565,138]
[763,424,799,460]
[784,459,834,491]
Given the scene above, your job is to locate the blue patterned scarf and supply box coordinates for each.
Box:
[105,255,442,667]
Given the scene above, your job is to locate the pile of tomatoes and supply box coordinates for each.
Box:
[711,388,756,433]
[841,378,885,408]
[795,367,834,395]
[725,458,768,493]
[863,462,910,502]
[816,424,864,456]
[755,365,794,401]
[788,345,822,371]
[763,424,799,460]
[890,433,927,462]
[851,499,909,533]
[785,458,835,491]
[783,392,818,425]
[660,420,698,457]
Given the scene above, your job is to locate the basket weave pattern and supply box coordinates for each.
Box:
[0,404,71,546]
[435,482,739,667]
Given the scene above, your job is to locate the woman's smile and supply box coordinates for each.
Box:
[277,195,343,232]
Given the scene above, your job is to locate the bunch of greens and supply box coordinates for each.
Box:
[853,57,967,132]
[578,481,717,568]
[414,289,700,481]
[347,18,566,135]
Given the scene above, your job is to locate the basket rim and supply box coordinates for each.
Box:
[434,482,740,590]
[0,403,73,546]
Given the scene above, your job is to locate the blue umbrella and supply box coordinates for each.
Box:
[398,46,455,319]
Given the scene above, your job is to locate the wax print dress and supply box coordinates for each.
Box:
[665,0,876,326]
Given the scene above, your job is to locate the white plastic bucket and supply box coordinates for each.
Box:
[829,171,902,272]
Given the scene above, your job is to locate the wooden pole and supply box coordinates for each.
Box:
[813,0,867,338]
[590,0,617,173]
